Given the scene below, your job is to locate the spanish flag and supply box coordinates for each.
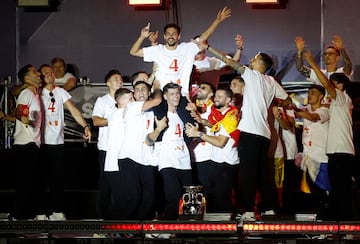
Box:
[208,105,240,147]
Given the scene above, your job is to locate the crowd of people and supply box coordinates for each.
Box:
[0,6,356,222]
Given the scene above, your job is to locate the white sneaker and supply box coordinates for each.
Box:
[49,212,66,221]
[242,212,256,221]
[145,233,172,239]
[34,214,48,221]
[262,210,276,216]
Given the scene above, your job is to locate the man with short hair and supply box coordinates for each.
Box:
[39,64,91,220]
[194,40,290,220]
[112,81,162,220]
[292,84,331,219]
[295,35,353,85]
[185,87,240,213]
[12,64,43,220]
[146,83,192,220]
[92,69,123,217]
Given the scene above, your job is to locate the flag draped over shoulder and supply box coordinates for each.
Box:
[208,105,240,146]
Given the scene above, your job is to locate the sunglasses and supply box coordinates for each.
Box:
[49,91,56,103]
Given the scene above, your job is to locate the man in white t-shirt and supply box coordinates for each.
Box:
[293,84,331,219]
[51,57,77,91]
[185,87,240,213]
[39,64,91,221]
[109,81,162,220]
[130,7,231,146]
[303,49,355,220]
[295,35,353,101]
[92,69,123,217]
[101,88,133,219]
[12,64,43,220]
[195,40,291,220]
[145,83,192,220]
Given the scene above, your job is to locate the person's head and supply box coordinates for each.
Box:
[114,88,133,108]
[308,84,325,106]
[249,52,273,73]
[163,83,181,108]
[329,72,350,91]
[163,23,181,48]
[196,82,215,101]
[105,69,123,92]
[133,81,151,101]
[229,74,245,96]
[131,71,149,87]
[39,64,55,86]
[214,88,233,110]
[323,45,340,67]
[51,57,66,79]
[18,64,42,87]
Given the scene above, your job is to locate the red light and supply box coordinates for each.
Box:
[101,224,142,231]
[143,223,236,232]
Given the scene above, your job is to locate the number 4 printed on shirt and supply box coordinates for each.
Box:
[169,59,179,72]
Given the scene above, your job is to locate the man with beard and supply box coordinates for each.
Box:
[129,6,231,94]
[130,7,231,146]
[12,65,44,220]
[185,88,240,213]
[193,40,290,220]
[295,35,352,98]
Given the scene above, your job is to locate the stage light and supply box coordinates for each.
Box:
[242,222,340,234]
[246,0,279,3]
[128,0,162,6]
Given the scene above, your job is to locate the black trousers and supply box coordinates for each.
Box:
[238,132,276,213]
[328,153,355,220]
[195,160,238,213]
[13,142,42,219]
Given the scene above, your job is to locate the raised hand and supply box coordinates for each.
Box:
[216,6,231,23]
[332,35,343,50]
[141,22,152,39]
[294,36,305,52]
[235,34,243,49]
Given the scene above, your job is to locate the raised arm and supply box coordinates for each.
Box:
[332,35,352,76]
[145,116,167,146]
[294,36,311,78]
[198,6,231,43]
[193,39,245,74]
[130,22,153,57]
[232,34,243,62]
[303,49,337,98]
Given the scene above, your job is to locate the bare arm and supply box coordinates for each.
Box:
[10,83,28,97]
[129,23,152,57]
[272,106,291,130]
[64,99,91,142]
[294,36,311,78]
[92,116,108,127]
[185,122,228,148]
[141,88,162,112]
[232,34,243,62]
[332,35,352,76]
[303,49,337,98]
[145,116,167,146]
[0,111,16,122]
[295,109,320,122]
[198,6,231,43]
[60,77,77,92]
[193,39,245,74]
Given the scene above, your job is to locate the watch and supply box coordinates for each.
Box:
[198,132,204,139]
